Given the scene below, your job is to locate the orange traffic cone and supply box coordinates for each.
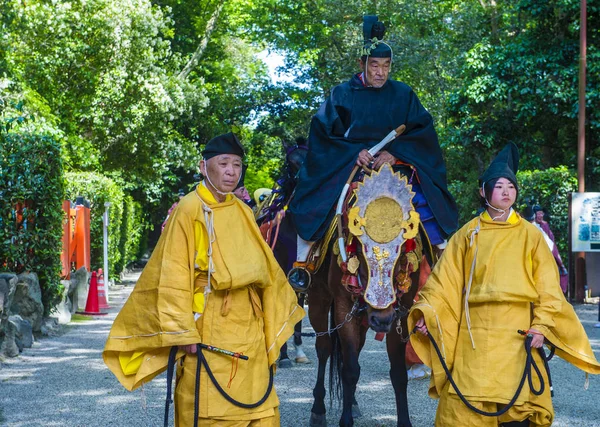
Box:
[78,271,107,316]
[97,268,110,309]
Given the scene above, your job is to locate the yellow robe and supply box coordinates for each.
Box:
[408,211,600,427]
[103,184,305,426]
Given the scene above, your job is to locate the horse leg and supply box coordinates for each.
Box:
[294,294,311,363]
[327,259,362,427]
[336,310,362,427]
[278,342,292,368]
[309,271,332,427]
[387,325,412,427]
[350,323,368,419]
[388,269,419,427]
[295,294,305,347]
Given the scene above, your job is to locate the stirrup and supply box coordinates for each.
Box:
[287,262,312,293]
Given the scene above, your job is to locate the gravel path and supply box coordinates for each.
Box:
[1,271,599,426]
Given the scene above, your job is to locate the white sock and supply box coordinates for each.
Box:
[297,236,315,262]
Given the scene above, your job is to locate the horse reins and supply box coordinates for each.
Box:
[163,344,274,427]
[423,327,555,417]
[261,144,305,249]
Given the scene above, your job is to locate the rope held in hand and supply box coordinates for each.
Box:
[423,327,554,417]
[163,344,274,427]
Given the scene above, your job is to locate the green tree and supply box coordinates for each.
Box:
[5,0,207,185]
[445,1,599,187]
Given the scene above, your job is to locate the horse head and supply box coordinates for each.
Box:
[283,136,309,178]
[340,164,422,333]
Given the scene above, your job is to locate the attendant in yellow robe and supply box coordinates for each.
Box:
[103,132,305,426]
[408,143,600,427]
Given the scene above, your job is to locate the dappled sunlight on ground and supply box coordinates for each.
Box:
[357,379,391,392]
[63,348,102,355]
[59,389,114,397]
[282,397,313,404]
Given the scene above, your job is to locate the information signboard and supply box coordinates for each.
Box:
[572,192,600,252]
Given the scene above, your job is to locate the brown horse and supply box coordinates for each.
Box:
[307,165,431,427]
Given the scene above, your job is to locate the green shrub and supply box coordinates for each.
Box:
[115,195,145,273]
[0,131,65,314]
[447,179,481,226]
[64,172,124,280]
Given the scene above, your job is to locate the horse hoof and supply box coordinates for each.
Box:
[295,356,311,364]
[351,404,361,418]
[278,358,293,369]
[309,412,327,427]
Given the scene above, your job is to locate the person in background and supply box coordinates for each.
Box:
[161,188,186,232]
[532,205,568,294]
[233,165,256,208]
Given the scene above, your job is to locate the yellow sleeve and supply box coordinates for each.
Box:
[530,234,563,336]
[408,229,468,398]
[110,221,208,377]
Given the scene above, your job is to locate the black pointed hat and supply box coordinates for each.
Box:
[361,15,392,58]
[479,142,519,188]
[202,132,245,160]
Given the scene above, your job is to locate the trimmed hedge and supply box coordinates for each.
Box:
[0,131,65,314]
[115,195,144,274]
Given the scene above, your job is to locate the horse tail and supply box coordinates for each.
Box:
[328,302,343,406]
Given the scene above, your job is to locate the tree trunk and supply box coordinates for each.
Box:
[178,0,226,80]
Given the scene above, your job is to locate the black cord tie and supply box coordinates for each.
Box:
[164,344,274,426]
[164,346,178,427]
[196,344,274,408]
[423,328,554,417]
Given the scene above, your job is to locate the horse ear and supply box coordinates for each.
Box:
[295,136,308,148]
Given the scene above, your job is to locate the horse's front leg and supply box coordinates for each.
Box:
[337,311,362,427]
[387,317,412,427]
[309,275,333,427]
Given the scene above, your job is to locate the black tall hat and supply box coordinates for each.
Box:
[361,15,392,58]
[202,132,245,160]
[479,142,520,188]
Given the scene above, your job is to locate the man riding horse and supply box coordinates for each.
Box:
[288,15,458,290]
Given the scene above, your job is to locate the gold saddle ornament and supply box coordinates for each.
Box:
[346,164,420,309]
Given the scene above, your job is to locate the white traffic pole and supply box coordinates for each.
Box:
[103,202,111,303]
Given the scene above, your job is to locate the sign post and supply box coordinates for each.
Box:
[103,202,111,303]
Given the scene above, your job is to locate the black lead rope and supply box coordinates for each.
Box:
[424,328,554,417]
[163,344,274,427]
[196,344,274,408]
[164,346,178,427]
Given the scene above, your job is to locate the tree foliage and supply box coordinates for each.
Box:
[4,0,207,185]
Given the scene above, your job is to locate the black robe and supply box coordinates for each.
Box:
[289,74,458,241]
